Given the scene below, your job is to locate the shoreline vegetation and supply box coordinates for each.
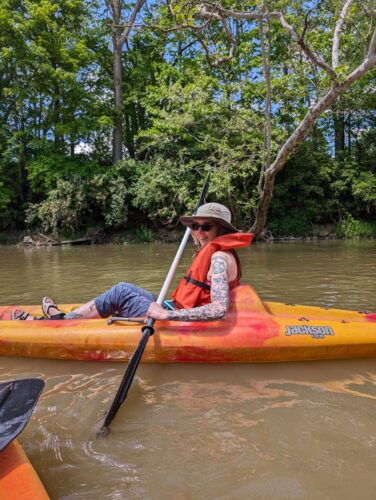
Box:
[2,217,376,247]
[1,2,375,244]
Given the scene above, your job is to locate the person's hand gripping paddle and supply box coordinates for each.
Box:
[97,174,210,435]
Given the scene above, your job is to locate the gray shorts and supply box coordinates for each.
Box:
[94,282,157,318]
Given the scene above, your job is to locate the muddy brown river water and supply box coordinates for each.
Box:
[0,240,375,499]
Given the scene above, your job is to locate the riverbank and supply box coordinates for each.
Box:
[0,226,186,246]
[1,218,375,246]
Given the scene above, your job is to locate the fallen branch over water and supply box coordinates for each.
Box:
[22,233,93,246]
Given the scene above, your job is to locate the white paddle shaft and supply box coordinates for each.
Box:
[155,227,192,306]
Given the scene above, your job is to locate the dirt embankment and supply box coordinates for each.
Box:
[0,224,343,247]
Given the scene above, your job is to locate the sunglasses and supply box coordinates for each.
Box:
[191,223,216,232]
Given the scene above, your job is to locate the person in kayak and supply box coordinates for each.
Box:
[12,203,252,322]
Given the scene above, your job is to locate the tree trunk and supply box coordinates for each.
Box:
[113,41,124,164]
[53,95,63,150]
[334,112,345,157]
[70,135,75,157]
[107,0,146,165]
[17,111,27,202]
[251,172,275,237]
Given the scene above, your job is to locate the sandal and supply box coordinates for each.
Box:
[42,297,65,320]
[11,309,44,320]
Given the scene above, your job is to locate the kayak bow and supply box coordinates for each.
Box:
[0,378,48,499]
[0,440,49,500]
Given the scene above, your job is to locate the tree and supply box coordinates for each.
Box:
[158,0,376,236]
[0,0,116,228]
[105,0,146,163]
[134,61,263,226]
[0,0,104,190]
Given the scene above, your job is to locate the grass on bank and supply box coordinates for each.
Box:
[335,215,376,238]
[131,225,155,243]
[269,213,376,239]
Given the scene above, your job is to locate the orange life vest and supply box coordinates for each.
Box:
[171,233,253,309]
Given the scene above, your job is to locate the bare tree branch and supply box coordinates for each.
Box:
[198,2,280,21]
[257,1,272,195]
[197,2,339,79]
[301,9,313,39]
[193,7,237,67]
[332,0,355,68]
[119,0,147,45]
[220,14,236,61]
[368,26,376,57]
[277,12,338,80]
[268,40,376,179]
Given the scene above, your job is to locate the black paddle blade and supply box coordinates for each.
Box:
[0,378,45,451]
[97,327,153,435]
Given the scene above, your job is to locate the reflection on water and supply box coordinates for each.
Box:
[0,240,376,498]
[2,358,376,499]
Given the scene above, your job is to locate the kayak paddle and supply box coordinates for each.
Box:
[97,173,210,435]
[0,378,45,452]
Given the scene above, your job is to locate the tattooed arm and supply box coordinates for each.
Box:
[170,253,230,321]
[147,253,231,322]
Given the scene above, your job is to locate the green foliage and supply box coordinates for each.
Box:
[133,225,154,243]
[0,181,11,212]
[352,172,376,214]
[0,179,12,228]
[135,63,262,226]
[133,158,190,223]
[0,0,111,202]
[331,157,376,218]
[268,138,335,226]
[335,215,376,238]
[268,213,311,237]
[0,159,23,228]
[0,0,375,237]
[26,155,102,196]
[90,159,144,228]
[25,178,88,234]
[25,160,141,234]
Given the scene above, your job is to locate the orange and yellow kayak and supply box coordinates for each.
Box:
[0,285,375,363]
[0,440,49,499]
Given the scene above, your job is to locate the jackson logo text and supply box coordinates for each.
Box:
[285,325,334,339]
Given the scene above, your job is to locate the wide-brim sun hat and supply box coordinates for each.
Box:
[180,202,239,232]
